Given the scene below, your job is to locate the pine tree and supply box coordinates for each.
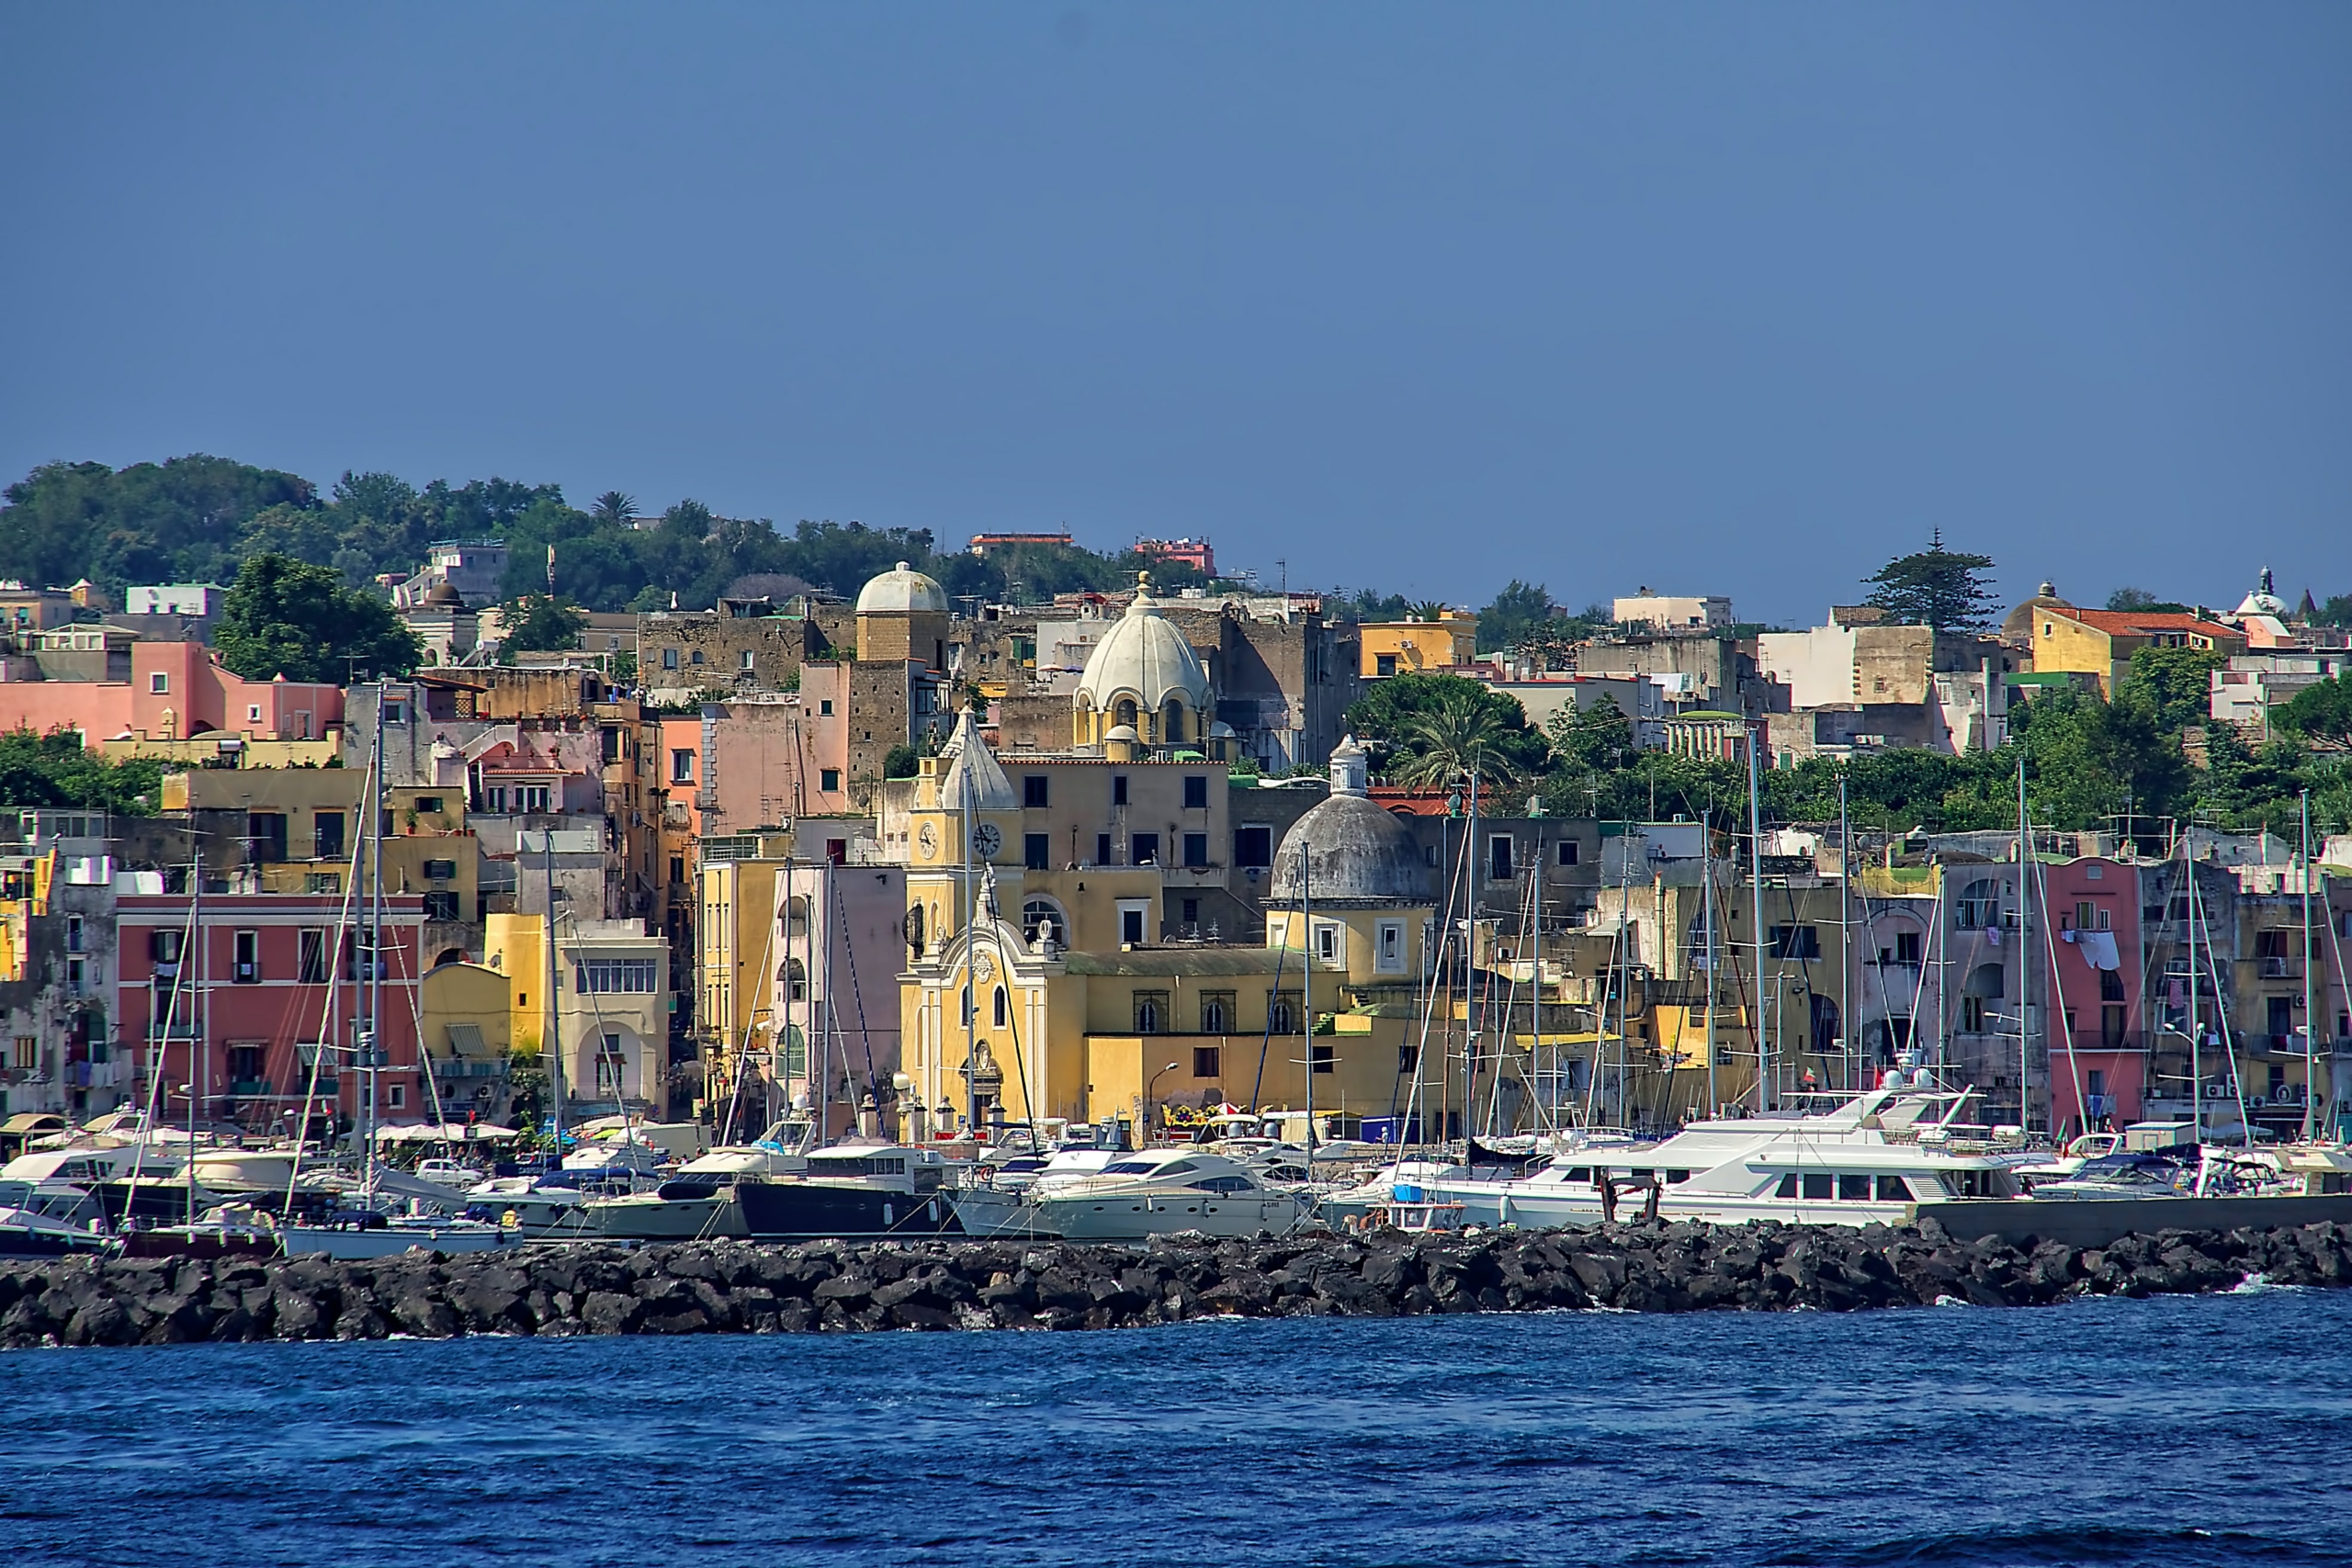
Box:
[1863,530,1998,630]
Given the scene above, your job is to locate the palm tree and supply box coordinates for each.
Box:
[1386,681,1531,792]
[591,491,639,527]
[1408,598,1450,623]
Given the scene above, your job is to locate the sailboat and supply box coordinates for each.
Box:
[281,681,508,1260]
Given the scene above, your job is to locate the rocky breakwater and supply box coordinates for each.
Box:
[7,1219,2352,1348]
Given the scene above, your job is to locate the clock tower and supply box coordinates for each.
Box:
[906,710,1024,953]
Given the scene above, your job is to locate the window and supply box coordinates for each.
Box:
[1376,920,1405,974]
[1234,826,1272,868]
[741,649,756,671]
[1838,1174,1871,1201]
[232,930,259,983]
[1134,991,1168,1033]
[1874,1175,1912,1201]
[1112,774,1129,807]
[2102,1004,2127,1048]
[1193,1046,1221,1077]
[1398,1044,1419,1074]
[1556,840,1578,867]
[1200,992,1235,1033]
[12,1036,35,1070]
[662,647,679,670]
[1893,931,1922,964]
[1489,834,1513,881]
[423,892,460,922]
[65,916,82,953]
[691,649,705,665]
[1801,1173,1833,1201]
[1095,833,1113,866]
[672,749,695,784]
[306,872,340,895]
[247,704,263,725]
[1131,833,1159,866]
[1023,775,1050,808]
[1183,775,1208,809]
[1375,652,1398,678]
[1962,995,1988,1033]
[820,769,841,793]
[382,700,407,726]
[1120,906,1146,945]
[1310,1043,1334,1075]
[414,796,443,814]
[1315,922,1340,964]
[299,929,328,984]
[1770,925,1822,961]
[520,785,551,814]
[1024,833,1050,871]
[575,958,660,993]
[246,812,288,862]
[387,1083,406,1110]
[1021,899,1060,945]
[992,987,1008,1028]
[1269,992,1300,1034]
[1956,879,1999,929]
[1182,832,1209,868]
[150,671,169,694]
[67,957,84,994]
[819,699,833,716]
[1180,897,1200,927]
[2098,968,2124,1003]
[422,859,457,882]
[150,930,184,966]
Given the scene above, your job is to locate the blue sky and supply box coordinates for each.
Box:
[2,5,2346,622]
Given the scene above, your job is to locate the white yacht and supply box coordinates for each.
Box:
[678,1116,814,1179]
[1410,1081,2023,1231]
[579,1179,750,1240]
[281,1206,511,1259]
[960,1149,1310,1241]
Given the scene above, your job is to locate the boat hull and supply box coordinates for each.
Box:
[581,1194,748,1241]
[733,1179,961,1242]
[1026,1190,1307,1242]
[1918,1193,2352,1248]
[282,1221,511,1259]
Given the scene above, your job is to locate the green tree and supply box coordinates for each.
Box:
[1476,579,1554,653]
[590,491,639,527]
[2275,674,2352,748]
[2117,645,2225,732]
[214,553,420,682]
[2107,586,2190,614]
[1863,531,1999,630]
[882,743,921,779]
[1346,671,1548,788]
[501,594,589,652]
[0,730,164,814]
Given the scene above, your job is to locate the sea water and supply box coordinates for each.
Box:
[3,1287,2347,1567]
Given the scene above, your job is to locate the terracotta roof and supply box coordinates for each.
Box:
[2046,608,2241,638]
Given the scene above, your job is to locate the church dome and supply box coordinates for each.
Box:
[2233,567,2287,621]
[855,561,949,615]
[423,580,467,608]
[2000,579,2073,645]
[1270,738,1429,906]
[1076,575,1212,716]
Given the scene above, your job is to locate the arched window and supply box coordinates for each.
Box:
[1961,963,2005,1033]
[1114,697,1138,728]
[1162,701,1185,742]
[786,895,811,941]
[1022,897,1063,947]
[992,986,1008,1028]
[780,958,807,1003]
[1269,992,1300,1035]
[906,903,925,954]
[1956,879,2000,930]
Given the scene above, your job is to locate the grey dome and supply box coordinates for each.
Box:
[1270,739,1427,905]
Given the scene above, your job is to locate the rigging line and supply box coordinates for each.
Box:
[281,784,371,1219]
[2185,863,2255,1149]
[719,863,782,1147]
[121,876,204,1228]
[2318,869,2349,1140]
[1393,800,1476,1145]
[2030,844,2092,1145]
[831,872,880,1094]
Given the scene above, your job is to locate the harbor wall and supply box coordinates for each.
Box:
[6,1218,2352,1346]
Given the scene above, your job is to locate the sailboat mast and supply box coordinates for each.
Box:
[187,847,200,1225]
[2302,789,2316,1145]
[1703,824,1717,1118]
[1302,861,1315,1166]
[2187,831,2203,1141]
[1747,727,1768,1111]
[1839,773,1852,1091]
[2016,752,2029,1132]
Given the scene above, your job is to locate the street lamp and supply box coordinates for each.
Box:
[1147,1061,1181,1143]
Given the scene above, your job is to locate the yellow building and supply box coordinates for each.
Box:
[896,727,1456,1141]
[484,910,669,1118]
[2029,606,2245,698]
[419,958,515,1122]
[696,837,792,1123]
[1358,615,1476,679]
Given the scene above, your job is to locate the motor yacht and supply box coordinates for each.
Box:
[463,1175,597,1239]
[733,1144,962,1241]
[280,1206,510,1259]
[678,1116,814,1179]
[1408,1080,2024,1231]
[0,1201,112,1258]
[962,1149,1311,1241]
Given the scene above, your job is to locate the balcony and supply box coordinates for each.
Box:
[2259,957,2301,979]
[228,1079,272,1098]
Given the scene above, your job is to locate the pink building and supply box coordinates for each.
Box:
[2038,857,2146,1134]
[118,892,426,1134]
[0,642,342,742]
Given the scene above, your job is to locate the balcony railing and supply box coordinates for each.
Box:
[228,1078,271,1098]
[2259,957,2300,978]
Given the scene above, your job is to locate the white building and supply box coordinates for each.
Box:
[123,583,226,618]
[1612,591,1733,633]
[2211,651,2348,738]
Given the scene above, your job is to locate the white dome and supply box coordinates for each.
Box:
[2233,567,2287,621]
[855,561,949,615]
[1076,576,1211,716]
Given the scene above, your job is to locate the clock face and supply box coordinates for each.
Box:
[972,822,1003,858]
[917,822,940,860]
